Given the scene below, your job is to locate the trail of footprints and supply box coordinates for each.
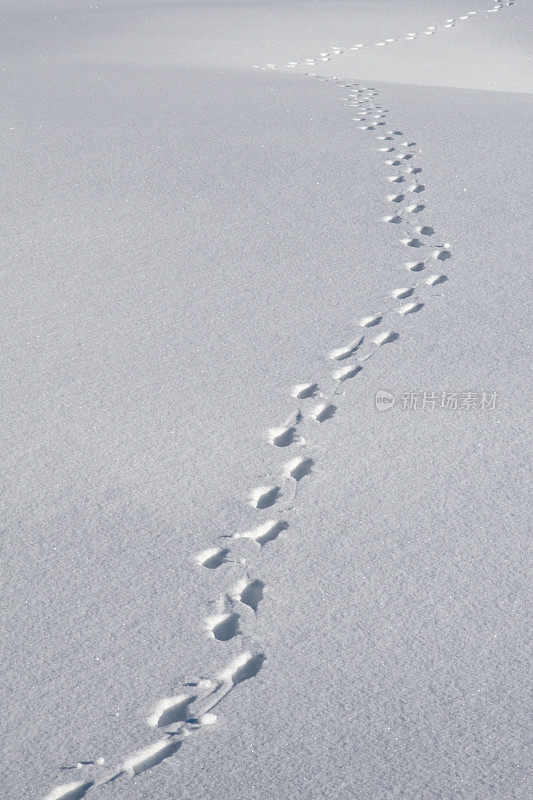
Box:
[254,1,513,72]
[45,3,514,798]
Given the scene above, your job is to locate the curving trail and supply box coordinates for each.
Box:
[44,2,516,799]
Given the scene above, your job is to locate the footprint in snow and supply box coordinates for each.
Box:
[328,337,363,360]
[359,314,382,328]
[397,301,424,315]
[292,382,318,399]
[374,331,399,346]
[121,740,182,777]
[283,457,314,481]
[332,364,362,382]
[217,652,266,686]
[392,287,414,299]
[402,237,425,248]
[44,783,95,800]
[147,694,196,728]
[425,273,448,286]
[433,246,452,261]
[204,612,241,642]
[196,547,230,570]
[310,402,337,422]
[233,519,288,547]
[249,486,281,510]
[268,426,299,447]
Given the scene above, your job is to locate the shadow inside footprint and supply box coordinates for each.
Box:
[212,614,241,642]
[148,694,197,728]
[231,653,266,685]
[270,426,297,447]
[255,520,288,546]
[315,403,337,422]
[254,486,281,509]
[294,383,318,399]
[427,274,448,286]
[289,458,314,481]
[123,740,182,776]
[200,548,230,570]
[240,580,265,612]
[47,783,95,800]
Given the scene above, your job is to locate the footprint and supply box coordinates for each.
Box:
[359,314,382,327]
[405,203,425,213]
[405,261,425,272]
[234,579,265,612]
[332,363,362,382]
[397,301,424,315]
[408,183,425,193]
[291,382,318,399]
[44,783,94,800]
[311,402,337,422]
[235,519,288,547]
[402,237,424,248]
[196,548,230,570]
[218,652,266,686]
[407,167,422,174]
[205,613,241,642]
[328,337,363,361]
[418,225,435,236]
[378,146,395,152]
[383,214,402,224]
[374,331,399,346]
[249,486,281,510]
[386,159,403,167]
[388,175,404,183]
[387,193,405,203]
[147,694,196,728]
[268,426,299,447]
[122,740,182,776]
[433,247,451,261]
[392,287,414,299]
[283,456,314,481]
[425,273,448,286]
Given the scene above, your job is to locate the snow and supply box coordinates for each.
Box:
[0,1,530,799]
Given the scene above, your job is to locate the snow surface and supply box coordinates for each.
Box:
[0,2,531,799]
